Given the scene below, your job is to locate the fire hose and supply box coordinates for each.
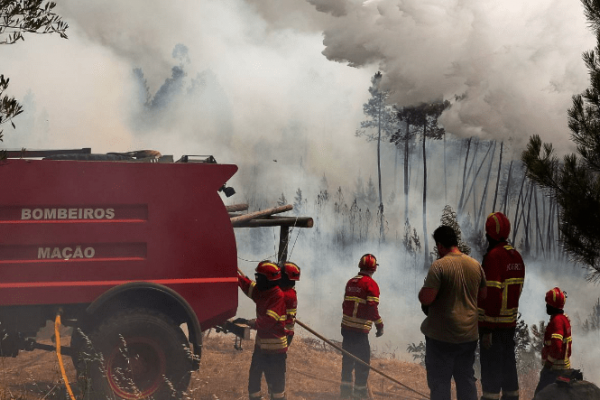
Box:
[295,319,430,400]
[55,312,77,400]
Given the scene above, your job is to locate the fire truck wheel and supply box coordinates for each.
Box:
[84,308,193,400]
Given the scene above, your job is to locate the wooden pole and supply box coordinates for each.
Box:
[295,319,429,399]
[230,204,293,224]
[226,203,249,212]
[278,226,290,268]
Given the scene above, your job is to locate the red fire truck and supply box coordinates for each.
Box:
[0,148,312,399]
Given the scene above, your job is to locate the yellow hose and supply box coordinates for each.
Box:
[55,313,77,400]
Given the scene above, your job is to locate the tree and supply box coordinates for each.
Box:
[522,0,600,278]
[391,107,419,221]
[293,188,304,214]
[277,192,287,207]
[438,205,471,255]
[356,72,398,241]
[403,101,450,268]
[0,0,68,142]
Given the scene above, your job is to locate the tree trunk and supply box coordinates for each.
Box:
[377,94,384,242]
[422,124,429,270]
[501,160,514,215]
[547,197,555,260]
[492,141,504,211]
[444,133,447,203]
[525,181,534,255]
[460,141,493,216]
[476,141,497,229]
[512,173,527,245]
[534,186,545,258]
[458,138,473,213]
[404,121,410,222]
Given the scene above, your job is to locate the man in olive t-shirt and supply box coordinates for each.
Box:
[419,225,487,400]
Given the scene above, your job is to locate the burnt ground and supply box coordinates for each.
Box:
[0,331,538,400]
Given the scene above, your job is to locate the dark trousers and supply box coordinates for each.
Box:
[341,329,371,388]
[479,329,519,399]
[248,346,287,397]
[534,368,561,395]
[425,336,478,400]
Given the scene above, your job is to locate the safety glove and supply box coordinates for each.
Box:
[376,327,384,337]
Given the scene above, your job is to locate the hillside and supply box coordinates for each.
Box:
[0,331,538,400]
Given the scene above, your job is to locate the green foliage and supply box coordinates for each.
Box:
[0,74,22,140]
[0,0,68,141]
[391,100,450,145]
[406,340,426,366]
[522,0,600,278]
[433,205,471,257]
[293,188,304,214]
[0,0,68,45]
[402,219,421,255]
[277,192,287,207]
[578,298,600,333]
[356,71,398,141]
[514,314,544,375]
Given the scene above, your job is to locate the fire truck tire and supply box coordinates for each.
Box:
[82,308,193,400]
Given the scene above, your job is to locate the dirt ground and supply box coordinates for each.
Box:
[0,331,538,400]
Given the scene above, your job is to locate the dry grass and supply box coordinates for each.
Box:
[0,332,538,400]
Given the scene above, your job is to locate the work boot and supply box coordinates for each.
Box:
[249,391,263,400]
[352,385,368,400]
[340,382,353,399]
[270,391,286,400]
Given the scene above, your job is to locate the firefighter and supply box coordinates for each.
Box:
[280,261,300,347]
[340,254,384,400]
[478,212,525,400]
[534,287,573,395]
[238,261,288,400]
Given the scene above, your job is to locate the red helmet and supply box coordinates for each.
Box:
[485,212,511,241]
[284,262,301,281]
[359,254,378,271]
[256,261,281,281]
[545,287,567,309]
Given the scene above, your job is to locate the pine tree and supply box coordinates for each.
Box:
[433,205,471,258]
[277,193,287,207]
[293,188,304,214]
[522,0,600,278]
[356,72,398,241]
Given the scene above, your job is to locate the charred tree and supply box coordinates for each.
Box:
[492,141,504,211]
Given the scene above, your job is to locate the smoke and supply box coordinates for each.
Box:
[3,0,600,385]
[311,0,594,152]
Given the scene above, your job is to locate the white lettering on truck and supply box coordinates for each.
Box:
[21,208,115,220]
[38,246,95,259]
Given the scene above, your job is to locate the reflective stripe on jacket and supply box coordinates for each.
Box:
[239,275,288,353]
[282,286,298,336]
[478,243,525,329]
[542,313,572,370]
[341,272,383,333]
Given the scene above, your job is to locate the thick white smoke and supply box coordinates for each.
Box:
[2,0,600,387]
[296,0,593,152]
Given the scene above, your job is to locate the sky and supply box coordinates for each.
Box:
[3,0,600,385]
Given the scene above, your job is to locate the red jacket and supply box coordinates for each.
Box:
[341,272,383,333]
[238,275,288,353]
[542,313,572,370]
[281,286,297,337]
[478,242,525,330]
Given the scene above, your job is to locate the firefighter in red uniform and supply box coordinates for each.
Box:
[478,212,525,400]
[238,261,288,400]
[534,287,573,395]
[340,254,384,400]
[280,262,300,347]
